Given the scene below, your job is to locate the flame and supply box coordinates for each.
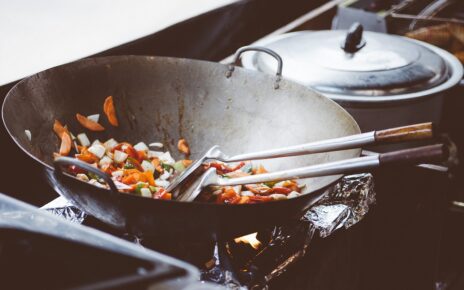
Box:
[234,232,261,250]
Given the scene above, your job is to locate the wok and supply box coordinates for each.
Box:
[2,48,362,240]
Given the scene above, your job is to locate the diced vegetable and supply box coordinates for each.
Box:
[76,113,105,131]
[173,160,185,172]
[287,191,301,199]
[99,156,113,167]
[77,133,91,147]
[148,150,164,159]
[140,187,152,197]
[104,138,118,151]
[134,142,149,152]
[114,150,128,163]
[159,151,175,165]
[103,96,119,127]
[141,160,155,173]
[269,193,287,200]
[155,179,170,188]
[76,173,89,182]
[25,130,31,141]
[88,143,106,159]
[87,114,100,123]
[159,170,171,180]
[149,142,163,148]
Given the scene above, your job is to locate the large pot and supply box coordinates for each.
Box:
[241,24,463,132]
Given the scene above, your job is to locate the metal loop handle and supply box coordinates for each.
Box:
[227,46,283,89]
[54,156,119,194]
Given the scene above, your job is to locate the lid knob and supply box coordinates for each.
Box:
[341,22,366,53]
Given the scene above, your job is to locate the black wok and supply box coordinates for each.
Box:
[2,51,361,241]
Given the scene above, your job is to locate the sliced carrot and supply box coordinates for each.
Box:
[177,139,190,155]
[59,132,72,156]
[76,152,99,164]
[53,120,68,137]
[103,96,119,127]
[144,171,155,186]
[76,113,105,131]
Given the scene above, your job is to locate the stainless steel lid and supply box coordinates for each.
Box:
[241,25,452,98]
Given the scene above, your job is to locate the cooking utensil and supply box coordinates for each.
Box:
[0,50,441,240]
[240,23,463,132]
[178,144,447,202]
[169,122,434,198]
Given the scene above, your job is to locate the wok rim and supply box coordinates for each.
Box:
[2,54,361,206]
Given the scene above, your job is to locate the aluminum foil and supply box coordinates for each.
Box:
[42,173,375,289]
[200,173,375,289]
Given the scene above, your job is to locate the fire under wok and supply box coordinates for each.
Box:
[3,49,393,240]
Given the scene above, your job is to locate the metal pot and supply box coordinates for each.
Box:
[241,23,463,132]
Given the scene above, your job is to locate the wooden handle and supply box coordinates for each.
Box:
[379,144,448,166]
[375,122,434,143]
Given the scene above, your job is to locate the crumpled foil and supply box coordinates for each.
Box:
[42,173,375,289]
[200,173,375,289]
[42,196,87,224]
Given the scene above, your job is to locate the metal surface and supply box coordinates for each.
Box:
[2,55,361,240]
[0,193,199,288]
[241,30,463,102]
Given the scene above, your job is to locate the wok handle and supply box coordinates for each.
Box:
[227,46,283,89]
[225,122,436,162]
[379,144,448,166]
[375,122,434,143]
[217,144,448,187]
[53,156,119,193]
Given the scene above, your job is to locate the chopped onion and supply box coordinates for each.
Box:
[111,170,124,179]
[287,191,301,199]
[141,160,155,173]
[159,151,175,165]
[99,156,113,167]
[233,185,242,195]
[134,142,149,152]
[104,138,118,151]
[24,130,31,141]
[88,143,106,159]
[77,133,91,147]
[88,179,106,188]
[269,193,287,200]
[155,179,170,188]
[92,139,102,146]
[114,150,128,163]
[159,170,171,180]
[140,187,152,197]
[76,173,89,182]
[240,191,254,197]
[87,114,100,123]
[114,180,132,190]
[149,142,163,148]
[147,150,164,159]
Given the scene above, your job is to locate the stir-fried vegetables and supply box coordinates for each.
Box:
[52,95,304,203]
[198,162,303,204]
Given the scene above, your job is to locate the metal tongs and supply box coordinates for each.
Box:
[171,122,444,202]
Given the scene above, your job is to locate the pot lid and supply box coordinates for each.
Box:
[241,24,450,97]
